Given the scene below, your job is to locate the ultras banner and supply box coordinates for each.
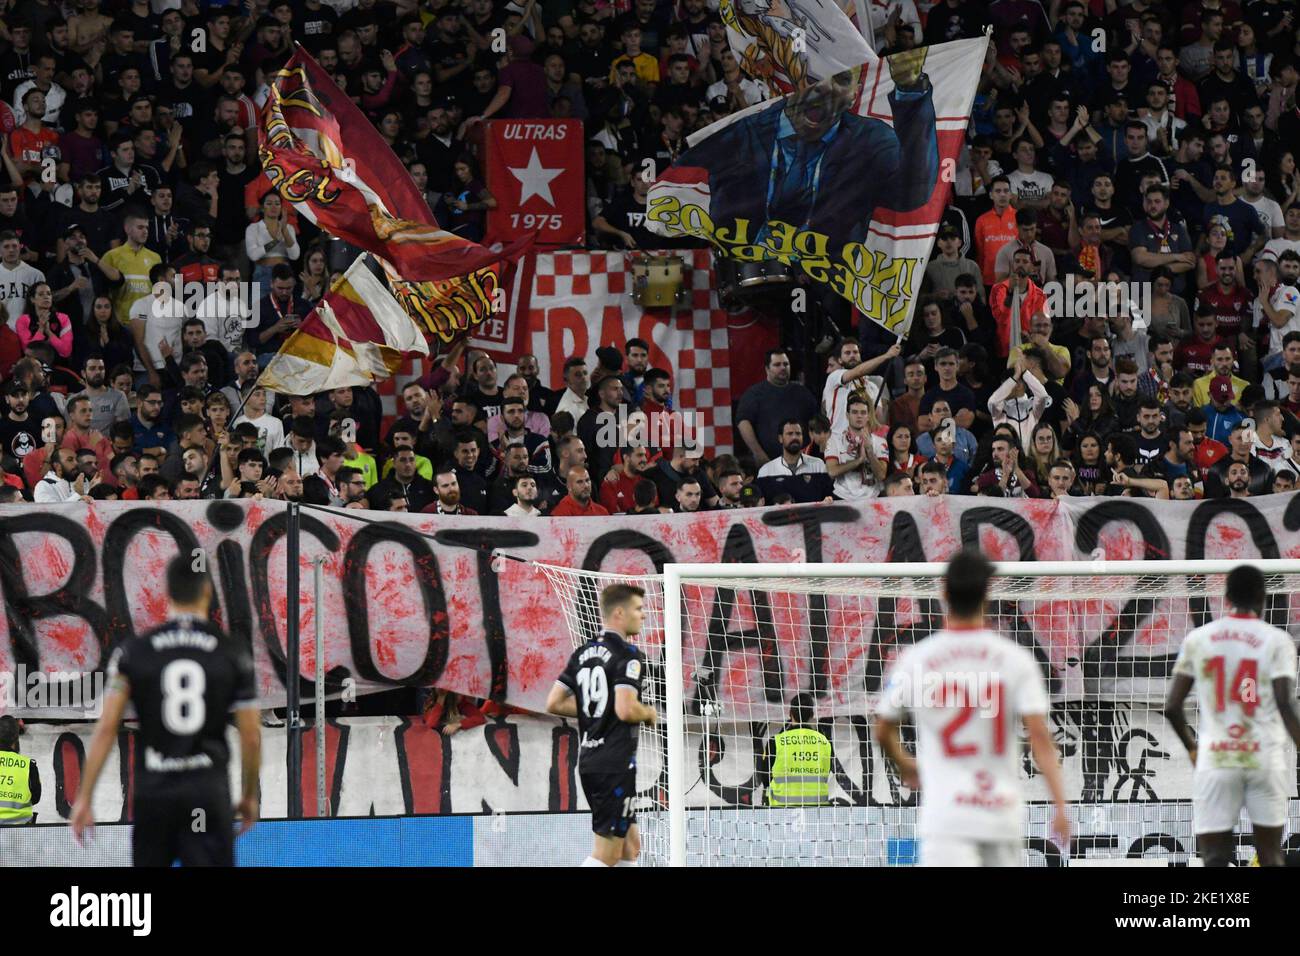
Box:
[484,119,586,247]
[1,494,1299,719]
[646,36,987,338]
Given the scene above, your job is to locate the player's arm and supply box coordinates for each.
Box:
[614,686,656,724]
[872,716,917,788]
[546,681,579,718]
[69,679,130,843]
[234,705,261,834]
[1024,713,1070,847]
[1273,677,1300,750]
[1161,672,1197,762]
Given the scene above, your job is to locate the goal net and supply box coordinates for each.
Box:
[536,559,1300,867]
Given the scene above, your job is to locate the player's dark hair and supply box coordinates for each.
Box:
[599,583,645,618]
[166,554,211,606]
[944,548,994,617]
[1225,564,1266,615]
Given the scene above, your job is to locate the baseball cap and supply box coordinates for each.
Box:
[1210,375,1234,403]
[938,224,960,240]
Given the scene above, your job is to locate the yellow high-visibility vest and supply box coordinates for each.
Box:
[768,727,831,807]
[0,751,33,825]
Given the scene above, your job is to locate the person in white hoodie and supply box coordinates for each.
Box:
[503,473,542,516]
[34,447,92,502]
[988,348,1050,451]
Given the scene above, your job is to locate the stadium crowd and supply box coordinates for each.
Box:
[0,0,1296,512]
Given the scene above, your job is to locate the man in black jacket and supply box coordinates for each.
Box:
[367,445,435,512]
[1204,420,1273,498]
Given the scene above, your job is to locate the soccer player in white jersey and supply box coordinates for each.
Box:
[875,550,1071,866]
[1163,564,1300,867]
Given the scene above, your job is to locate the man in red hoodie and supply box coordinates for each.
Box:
[989,248,1048,360]
[551,466,611,517]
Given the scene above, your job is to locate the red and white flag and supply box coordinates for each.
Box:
[260,255,429,395]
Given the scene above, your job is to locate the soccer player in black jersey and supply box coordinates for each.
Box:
[547,583,658,867]
[71,556,262,866]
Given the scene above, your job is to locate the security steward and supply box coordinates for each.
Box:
[763,693,831,806]
[0,716,39,825]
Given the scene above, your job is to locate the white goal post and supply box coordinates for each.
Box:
[538,559,1300,867]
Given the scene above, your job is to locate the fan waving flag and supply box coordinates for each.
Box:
[259,255,429,395]
[646,36,988,341]
[259,46,530,348]
[719,0,876,98]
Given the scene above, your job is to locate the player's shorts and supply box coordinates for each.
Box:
[132,775,235,867]
[1193,766,1290,833]
[921,836,1021,867]
[580,770,636,839]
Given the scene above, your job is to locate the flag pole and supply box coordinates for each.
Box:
[230,255,363,424]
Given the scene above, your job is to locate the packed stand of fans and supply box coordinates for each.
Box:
[730,0,1300,505]
[0,0,1297,511]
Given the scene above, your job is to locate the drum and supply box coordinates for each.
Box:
[733,259,796,289]
[715,256,797,311]
[631,254,686,307]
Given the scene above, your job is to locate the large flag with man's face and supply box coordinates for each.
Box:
[646,36,988,341]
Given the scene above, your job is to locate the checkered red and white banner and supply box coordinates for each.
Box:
[377,249,735,455]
